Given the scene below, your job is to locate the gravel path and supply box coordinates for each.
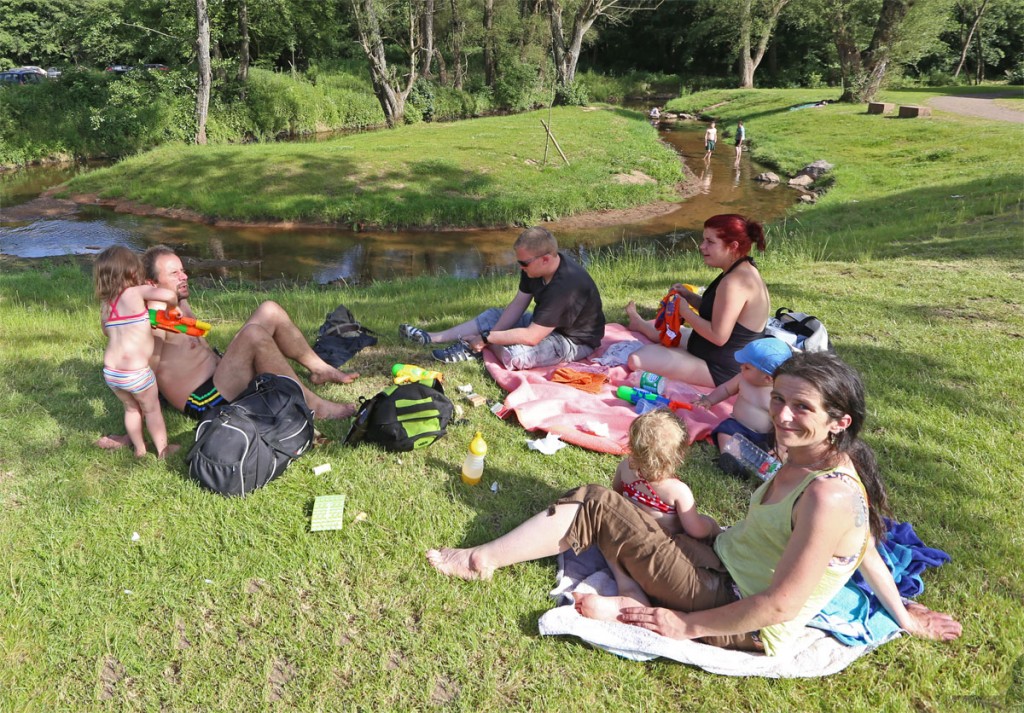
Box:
[927,91,1024,123]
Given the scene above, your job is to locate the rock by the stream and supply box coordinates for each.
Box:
[796,160,834,179]
[755,172,780,183]
[788,174,815,188]
[798,193,817,204]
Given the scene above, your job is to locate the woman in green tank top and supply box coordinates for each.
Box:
[427,352,962,655]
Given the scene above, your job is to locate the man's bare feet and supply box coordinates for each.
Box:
[310,368,359,386]
[96,434,131,450]
[572,592,645,622]
[625,301,648,333]
[316,402,357,420]
[426,548,493,580]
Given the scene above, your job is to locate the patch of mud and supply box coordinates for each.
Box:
[268,657,297,702]
[99,655,126,700]
[430,677,459,705]
[612,170,656,185]
[175,621,192,650]
[0,196,80,222]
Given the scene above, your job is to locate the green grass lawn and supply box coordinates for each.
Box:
[60,107,684,229]
[2,88,1023,709]
[994,96,1024,112]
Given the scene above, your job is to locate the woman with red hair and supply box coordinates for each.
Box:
[626,214,770,388]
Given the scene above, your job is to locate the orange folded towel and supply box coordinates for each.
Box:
[551,367,608,394]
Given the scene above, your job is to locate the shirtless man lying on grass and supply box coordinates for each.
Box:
[96,246,358,448]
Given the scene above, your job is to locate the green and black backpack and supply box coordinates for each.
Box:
[344,379,454,452]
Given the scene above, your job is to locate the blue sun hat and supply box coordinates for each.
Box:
[735,337,793,375]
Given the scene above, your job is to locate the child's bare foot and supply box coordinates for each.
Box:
[625,301,647,333]
[96,434,131,450]
[316,402,357,420]
[158,444,181,459]
[426,548,493,580]
[310,368,359,386]
[134,449,148,458]
[572,592,645,622]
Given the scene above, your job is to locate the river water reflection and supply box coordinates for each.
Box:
[0,123,795,284]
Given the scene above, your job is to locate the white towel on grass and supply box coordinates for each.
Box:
[537,548,892,678]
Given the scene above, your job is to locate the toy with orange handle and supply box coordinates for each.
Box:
[149,307,211,338]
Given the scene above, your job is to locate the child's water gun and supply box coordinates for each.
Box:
[392,363,444,384]
[616,385,692,412]
[149,307,211,338]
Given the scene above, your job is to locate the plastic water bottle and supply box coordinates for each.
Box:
[461,432,488,485]
[722,434,781,481]
[626,371,666,394]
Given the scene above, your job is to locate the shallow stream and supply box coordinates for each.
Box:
[0,123,796,283]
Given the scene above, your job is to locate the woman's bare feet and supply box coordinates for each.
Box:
[96,434,131,450]
[426,548,494,580]
[572,592,646,622]
[310,368,359,386]
[625,301,648,333]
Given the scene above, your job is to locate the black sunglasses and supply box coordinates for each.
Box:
[517,253,548,268]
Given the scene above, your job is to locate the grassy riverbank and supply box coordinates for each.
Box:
[61,107,684,229]
[2,89,1022,709]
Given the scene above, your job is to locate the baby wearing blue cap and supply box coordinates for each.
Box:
[692,337,793,477]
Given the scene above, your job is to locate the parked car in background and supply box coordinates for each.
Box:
[143,63,169,72]
[0,68,45,86]
[46,67,62,79]
[105,64,134,74]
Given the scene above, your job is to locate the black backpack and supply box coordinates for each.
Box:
[344,380,454,452]
[186,374,315,496]
[312,304,378,368]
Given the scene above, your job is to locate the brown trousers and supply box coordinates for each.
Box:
[554,484,760,651]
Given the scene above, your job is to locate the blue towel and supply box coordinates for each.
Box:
[810,519,951,646]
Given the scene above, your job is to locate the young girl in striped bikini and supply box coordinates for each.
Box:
[607,409,719,605]
[94,246,178,458]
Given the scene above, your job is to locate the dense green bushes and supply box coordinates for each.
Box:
[580,70,682,103]
[0,64,547,166]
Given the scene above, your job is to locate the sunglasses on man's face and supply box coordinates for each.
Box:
[517,253,548,268]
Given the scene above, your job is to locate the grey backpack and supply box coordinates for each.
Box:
[765,308,832,352]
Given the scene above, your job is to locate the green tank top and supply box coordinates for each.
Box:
[713,466,869,656]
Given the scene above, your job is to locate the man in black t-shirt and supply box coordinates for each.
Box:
[399,227,605,369]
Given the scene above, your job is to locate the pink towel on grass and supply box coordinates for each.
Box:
[483,323,733,455]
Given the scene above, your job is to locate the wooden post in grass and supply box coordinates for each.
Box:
[540,120,570,167]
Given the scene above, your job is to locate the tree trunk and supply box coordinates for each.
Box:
[547,0,598,89]
[739,0,754,87]
[954,1,987,78]
[975,25,983,83]
[548,0,568,85]
[350,0,420,127]
[737,0,790,88]
[195,0,211,145]
[420,0,435,79]
[237,0,250,85]
[450,0,466,89]
[547,0,650,93]
[836,0,914,103]
[484,0,496,87]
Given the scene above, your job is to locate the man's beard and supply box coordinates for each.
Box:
[177,283,190,300]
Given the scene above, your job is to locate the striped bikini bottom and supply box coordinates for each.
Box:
[103,365,156,394]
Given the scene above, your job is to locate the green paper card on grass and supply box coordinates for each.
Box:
[311,494,346,532]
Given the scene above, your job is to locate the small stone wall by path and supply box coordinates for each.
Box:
[927,92,1024,123]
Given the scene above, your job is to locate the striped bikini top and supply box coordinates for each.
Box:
[103,289,149,329]
[621,475,676,514]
